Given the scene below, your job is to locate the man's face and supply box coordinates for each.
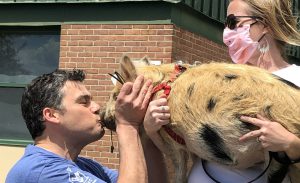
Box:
[58,81,105,145]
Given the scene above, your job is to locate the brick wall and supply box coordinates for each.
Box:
[173,26,230,64]
[59,23,230,170]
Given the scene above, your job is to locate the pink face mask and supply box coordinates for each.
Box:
[223,25,258,64]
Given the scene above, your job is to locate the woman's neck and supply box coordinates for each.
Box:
[255,39,290,72]
[256,52,289,72]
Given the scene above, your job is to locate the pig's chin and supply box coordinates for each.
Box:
[100,112,117,131]
[102,118,117,131]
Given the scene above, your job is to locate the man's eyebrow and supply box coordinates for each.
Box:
[75,94,92,102]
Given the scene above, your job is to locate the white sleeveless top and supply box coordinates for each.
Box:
[188,65,300,183]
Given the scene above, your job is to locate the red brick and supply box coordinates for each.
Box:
[60,57,70,62]
[77,62,91,68]
[109,42,124,46]
[79,30,93,35]
[94,30,109,35]
[78,52,93,57]
[60,40,67,46]
[132,46,147,52]
[70,57,84,62]
[101,58,116,63]
[116,25,132,29]
[102,25,117,29]
[141,29,157,35]
[116,47,132,52]
[141,42,156,46]
[86,24,102,29]
[67,29,80,35]
[65,62,77,68]
[124,29,140,35]
[157,29,173,35]
[60,35,71,40]
[148,47,163,52]
[60,46,69,51]
[92,63,108,68]
[86,35,100,40]
[67,52,78,57]
[85,47,100,52]
[94,41,109,46]
[109,29,124,35]
[125,42,141,46]
[93,52,108,57]
[100,47,116,52]
[79,40,93,46]
[133,25,148,29]
[72,25,87,29]
[61,24,71,29]
[149,25,164,29]
[84,58,100,62]
[86,151,100,157]
[70,35,86,40]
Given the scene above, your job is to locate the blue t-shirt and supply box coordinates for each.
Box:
[6,145,118,183]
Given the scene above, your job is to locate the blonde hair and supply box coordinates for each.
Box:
[243,0,300,48]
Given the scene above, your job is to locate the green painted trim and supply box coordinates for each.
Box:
[0,2,172,25]
[0,0,181,3]
[0,139,32,147]
[0,83,27,87]
[171,2,224,44]
[0,20,172,26]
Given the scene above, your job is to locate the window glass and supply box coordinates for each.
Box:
[0,26,60,144]
[0,27,60,85]
[0,87,31,140]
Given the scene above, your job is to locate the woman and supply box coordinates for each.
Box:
[144,0,300,182]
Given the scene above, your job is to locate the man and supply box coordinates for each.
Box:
[6,69,153,183]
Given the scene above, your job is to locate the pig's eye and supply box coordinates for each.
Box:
[113,93,118,100]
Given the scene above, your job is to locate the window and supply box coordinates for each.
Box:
[0,26,60,146]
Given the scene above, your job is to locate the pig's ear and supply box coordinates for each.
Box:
[140,56,150,65]
[120,55,137,82]
[131,55,150,68]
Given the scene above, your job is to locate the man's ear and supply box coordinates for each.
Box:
[43,107,60,124]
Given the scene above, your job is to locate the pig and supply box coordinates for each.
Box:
[101,55,300,183]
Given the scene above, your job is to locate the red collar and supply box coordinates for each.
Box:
[151,64,187,146]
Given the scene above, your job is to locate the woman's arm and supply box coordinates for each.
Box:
[143,96,171,183]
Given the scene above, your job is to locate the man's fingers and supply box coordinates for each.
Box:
[138,78,152,100]
[142,82,153,108]
[117,82,133,100]
[131,75,145,98]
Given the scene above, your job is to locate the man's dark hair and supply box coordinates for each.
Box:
[21,69,85,139]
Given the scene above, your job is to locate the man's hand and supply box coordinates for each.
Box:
[115,75,153,128]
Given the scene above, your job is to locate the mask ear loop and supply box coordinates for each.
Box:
[257,33,270,53]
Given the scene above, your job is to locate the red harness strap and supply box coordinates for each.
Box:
[151,64,186,146]
[151,82,171,96]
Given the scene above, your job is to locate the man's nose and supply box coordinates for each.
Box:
[90,101,100,114]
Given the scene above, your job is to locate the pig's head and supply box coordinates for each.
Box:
[101,55,190,131]
[100,55,150,131]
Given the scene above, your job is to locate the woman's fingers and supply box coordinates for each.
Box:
[239,129,262,141]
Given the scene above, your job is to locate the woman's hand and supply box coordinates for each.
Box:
[144,96,170,136]
[239,114,300,160]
